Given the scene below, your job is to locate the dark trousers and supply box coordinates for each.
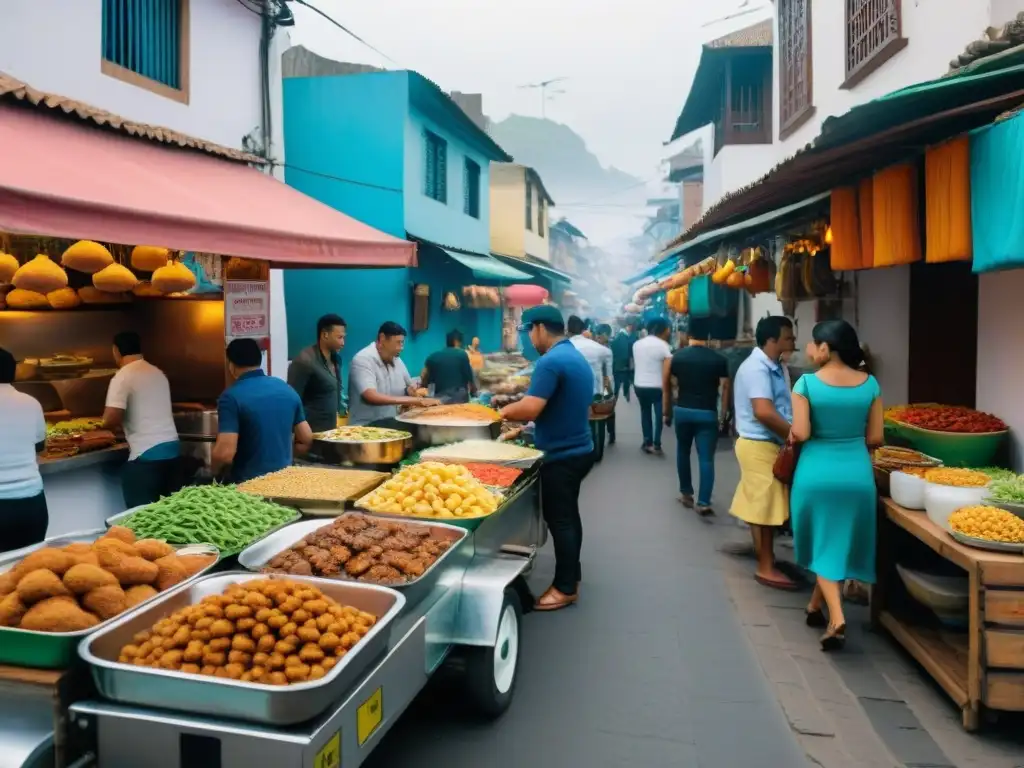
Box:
[635,387,664,448]
[0,492,49,552]
[674,407,719,506]
[540,453,595,595]
[122,457,183,509]
[613,371,633,402]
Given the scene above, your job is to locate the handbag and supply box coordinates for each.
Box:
[772,438,801,485]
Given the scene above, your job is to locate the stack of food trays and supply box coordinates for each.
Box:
[238,513,466,605]
[106,485,301,557]
[872,446,941,496]
[311,425,413,466]
[237,466,389,516]
[78,572,404,725]
[0,528,217,668]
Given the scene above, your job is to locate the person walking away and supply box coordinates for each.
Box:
[664,330,729,516]
[568,316,614,458]
[288,314,347,433]
[421,329,476,404]
[632,318,672,455]
[212,339,313,483]
[610,322,636,403]
[790,320,883,650]
[347,322,439,426]
[594,324,619,445]
[103,332,181,508]
[0,348,49,550]
[730,316,797,590]
[499,306,594,612]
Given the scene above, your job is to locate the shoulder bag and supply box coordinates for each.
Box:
[772,377,807,486]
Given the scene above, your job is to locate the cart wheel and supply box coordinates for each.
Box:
[463,587,521,719]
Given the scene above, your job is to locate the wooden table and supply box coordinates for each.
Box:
[873,497,1024,730]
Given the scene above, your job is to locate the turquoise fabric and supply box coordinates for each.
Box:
[137,440,181,462]
[790,374,880,584]
[971,114,1024,273]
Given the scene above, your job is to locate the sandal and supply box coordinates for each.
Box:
[755,573,799,591]
[805,608,827,628]
[535,587,578,612]
[820,622,847,652]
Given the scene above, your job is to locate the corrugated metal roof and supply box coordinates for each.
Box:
[0,71,263,164]
[707,19,773,49]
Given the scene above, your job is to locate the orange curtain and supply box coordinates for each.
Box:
[924,136,972,263]
[829,186,865,270]
[858,178,875,269]
[872,163,922,268]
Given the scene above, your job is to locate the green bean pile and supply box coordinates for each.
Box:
[121,485,298,555]
[989,475,1024,505]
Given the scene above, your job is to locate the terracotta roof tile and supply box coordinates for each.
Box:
[706,19,773,50]
[0,71,263,164]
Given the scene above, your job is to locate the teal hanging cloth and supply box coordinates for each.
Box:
[971,113,1024,273]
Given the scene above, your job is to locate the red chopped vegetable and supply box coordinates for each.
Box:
[895,406,1006,434]
[459,463,523,487]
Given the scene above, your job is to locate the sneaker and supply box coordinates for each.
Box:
[653,446,664,456]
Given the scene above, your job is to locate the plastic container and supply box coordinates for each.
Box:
[890,471,926,510]
[895,564,968,627]
[925,482,989,531]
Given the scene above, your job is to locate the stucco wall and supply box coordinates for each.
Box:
[489,164,526,258]
[976,269,1024,470]
[703,143,778,212]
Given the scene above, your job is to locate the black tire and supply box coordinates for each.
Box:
[462,587,522,719]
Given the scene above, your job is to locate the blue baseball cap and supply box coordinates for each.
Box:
[518,305,565,331]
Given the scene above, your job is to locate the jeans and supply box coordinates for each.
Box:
[122,457,183,509]
[674,407,720,506]
[0,492,48,552]
[540,453,595,595]
[613,370,633,402]
[635,387,663,448]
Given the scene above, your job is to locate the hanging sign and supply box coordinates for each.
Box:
[225,279,271,374]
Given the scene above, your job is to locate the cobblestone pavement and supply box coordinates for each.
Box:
[364,402,1024,767]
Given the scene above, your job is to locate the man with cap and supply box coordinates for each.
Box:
[499,305,595,612]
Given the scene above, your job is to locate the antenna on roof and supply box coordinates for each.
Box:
[518,77,568,119]
[701,0,767,28]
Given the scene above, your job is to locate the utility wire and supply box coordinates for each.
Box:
[291,0,397,64]
[272,161,403,193]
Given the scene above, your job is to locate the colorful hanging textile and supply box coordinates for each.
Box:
[872,163,922,268]
[857,178,875,269]
[924,136,972,263]
[970,113,1024,273]
[829,186,865,271]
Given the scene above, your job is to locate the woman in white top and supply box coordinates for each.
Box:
[0,348,49,551]
[632,318,673,455]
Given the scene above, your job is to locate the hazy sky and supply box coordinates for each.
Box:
[288,0,771,243]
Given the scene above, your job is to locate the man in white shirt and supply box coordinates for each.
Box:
[103,332,182,508]
[0,348,49,551]
[632,318,673,455]
[347,322,438,426]
[567,316,612,396]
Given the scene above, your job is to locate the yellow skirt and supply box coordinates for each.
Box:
[730,438,789,527]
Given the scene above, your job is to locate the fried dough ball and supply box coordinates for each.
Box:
[177,554,215,577]
[153,555,189,591]
[107,556,159,587]
[13,548,75,580]
[17,569,71,605]
[63,563,118,595]
[0,572,16,597]
[0,593,27,627]
[82,584,128,620]
[94,537,140,560]
[135,539,175,561]
[124,584,159,607]
[20,596,99,632]
[105,526,137,544]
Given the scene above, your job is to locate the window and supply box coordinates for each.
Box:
[779,0,813,139]
[463,159,481,218]
[101,0,188,102]
[424,130,448,203]
[538,197,546,238]
[713,54,772,155]
[525,180,533,231]
[844,0,907,89]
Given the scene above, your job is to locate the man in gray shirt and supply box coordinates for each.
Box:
[287,314,346,433]
[347,322,439,426]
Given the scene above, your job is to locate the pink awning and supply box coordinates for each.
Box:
[0,104,415,268]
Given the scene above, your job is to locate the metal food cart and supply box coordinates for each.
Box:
[60,474,544,768]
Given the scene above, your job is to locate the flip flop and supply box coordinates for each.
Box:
[755,573,799,591]
[534,587,578,612]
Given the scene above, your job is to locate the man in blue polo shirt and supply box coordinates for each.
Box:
[212,339,314,483]
[499,305,594,612]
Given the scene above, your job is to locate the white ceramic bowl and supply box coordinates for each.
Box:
[925,482,989,531]
[890,471,926,510]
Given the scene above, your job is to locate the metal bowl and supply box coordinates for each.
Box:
[396,417,501,447]
[311,435,413,466]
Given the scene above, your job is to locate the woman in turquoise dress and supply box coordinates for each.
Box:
[790,320,884,651]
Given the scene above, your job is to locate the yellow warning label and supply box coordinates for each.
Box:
[357,688,383,746]
[313,731,340,768]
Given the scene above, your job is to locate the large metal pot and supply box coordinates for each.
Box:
[174,409,218,438]
[396,416,501,447]
[311,435,412,466]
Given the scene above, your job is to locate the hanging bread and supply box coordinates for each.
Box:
[61,240,113,274]
[151,261,196,294]
[130,246,171,272]
[47,287,82,310]
[132,281,163,298]
[93,263,139,293]
[0,252,18,283]
[78,286,131,305]
[6,288,50,310]
[12,255,68,294]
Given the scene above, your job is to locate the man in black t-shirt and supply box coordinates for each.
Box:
[663,339,729,516]
[421,329,476,403]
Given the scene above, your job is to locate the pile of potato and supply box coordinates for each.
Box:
[0,527,214,633]
[358,461,499,519]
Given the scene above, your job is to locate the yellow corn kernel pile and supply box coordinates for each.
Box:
[949,506,1024,543]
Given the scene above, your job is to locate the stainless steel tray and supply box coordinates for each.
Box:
[395,416,501,447]
[950,530,1024,553]
[237,514,468,605]
[0,530,218,669]
[79,572,405,726]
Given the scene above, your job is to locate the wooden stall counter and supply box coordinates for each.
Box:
[873,497,1024,730]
